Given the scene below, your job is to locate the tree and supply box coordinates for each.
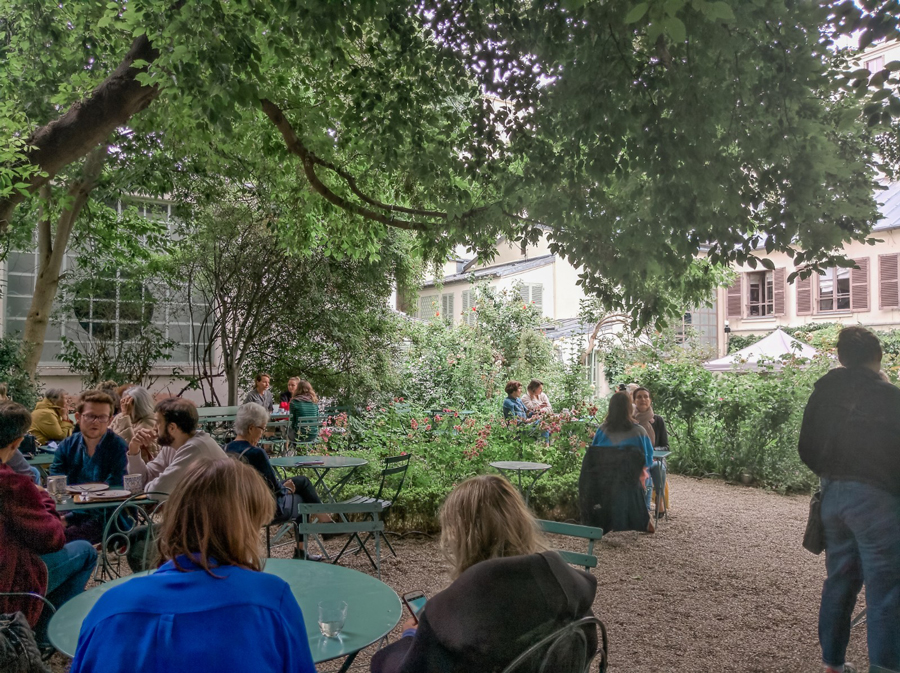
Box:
[1,1,896,325]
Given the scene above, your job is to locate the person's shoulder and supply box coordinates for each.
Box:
[631,423,649,438]
[0,462,39,495]
[55,432,79,452]
[103,430,128,450]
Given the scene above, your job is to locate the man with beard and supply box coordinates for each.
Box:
[126,397,224,500]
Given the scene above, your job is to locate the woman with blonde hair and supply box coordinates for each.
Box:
[371,474,599,673]
[70,459,316,673]
[110,386,158,461]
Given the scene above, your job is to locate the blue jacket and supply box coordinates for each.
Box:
[49,430,127,486]
[70,556,317,673]
[591,425,654,469]
[502,396,528,420]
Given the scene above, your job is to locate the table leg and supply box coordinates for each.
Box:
[336,651,359,673]
[524,469,550,507]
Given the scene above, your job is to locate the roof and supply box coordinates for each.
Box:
[703,328,820,372]
[874,182,900,232]
[422,254,556,288]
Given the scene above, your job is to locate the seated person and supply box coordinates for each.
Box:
[632,386,669,515]
[501,380,529,421]
[110,385,159,462]
[50,390,128,543]
[371,474,599,673]
[243,372,274,412]
[580,391,654,533]
[0,401,97,641]
[290,379,320,443]
[225,403,332,559]
[279,376,299,411]
[29,388,75,446]
[522,379,552,414]
[126,397,224,500]
[6,445,40,484]
[70,459,317,673]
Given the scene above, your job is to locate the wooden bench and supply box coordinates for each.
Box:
[537,519,604,570]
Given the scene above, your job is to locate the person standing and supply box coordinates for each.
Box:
[799,326,900,673]
[243,373,274,413]
[29,388,75,446]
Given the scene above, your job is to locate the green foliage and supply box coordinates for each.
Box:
[58,327,174,389]
[396,283,564,411]
[318,400,601,530]
[0,336,39,408]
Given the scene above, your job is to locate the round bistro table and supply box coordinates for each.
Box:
[48,558,401,672]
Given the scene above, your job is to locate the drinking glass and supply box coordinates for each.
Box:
[317,600,348,638]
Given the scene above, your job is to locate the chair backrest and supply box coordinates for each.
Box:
[100,492,166,578]
[374,454,412,503]
[536,520,604,570]
[500,616,607,673]
[196,406,240,418]
[0,592,56,615]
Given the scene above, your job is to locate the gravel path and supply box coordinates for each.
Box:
[50,475,870,672]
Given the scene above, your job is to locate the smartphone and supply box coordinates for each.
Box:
[402,590,427,623]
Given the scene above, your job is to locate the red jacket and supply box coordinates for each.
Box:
[0,462,66,625]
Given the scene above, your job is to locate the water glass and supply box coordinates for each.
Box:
[318,600,348,638]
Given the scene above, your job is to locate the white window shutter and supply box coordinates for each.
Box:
[461,291,474,325]
[531,284,543,311]
[441,294,454,322]
[518,285,530,304]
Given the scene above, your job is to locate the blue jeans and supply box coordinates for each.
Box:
[35,541,97,641]
[27,465,40,484]
[819,479,900,670]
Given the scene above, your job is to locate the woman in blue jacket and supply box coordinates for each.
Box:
[70,458,316,673]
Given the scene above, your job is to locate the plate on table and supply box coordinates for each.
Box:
[66,482,109,494]
[85,489,132,500]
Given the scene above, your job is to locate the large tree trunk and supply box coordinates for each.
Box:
[0,35,159,233]
[21,147,108,378]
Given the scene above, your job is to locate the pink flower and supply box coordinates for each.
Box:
[411,419,419,430]
[425,424,432,431]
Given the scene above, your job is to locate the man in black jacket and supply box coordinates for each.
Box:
[798,326,900,673]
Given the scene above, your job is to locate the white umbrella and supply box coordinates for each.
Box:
[703,328,820,372]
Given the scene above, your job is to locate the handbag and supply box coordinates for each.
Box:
[0,611,51,673]
[802,489,826,555]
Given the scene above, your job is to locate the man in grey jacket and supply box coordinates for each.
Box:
[242,373,273,413]
[127,397,224,500]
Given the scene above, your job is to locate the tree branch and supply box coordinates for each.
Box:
[0,35,160,232]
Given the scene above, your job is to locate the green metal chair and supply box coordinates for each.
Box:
[337,454,411,560]
[500,615,608,673]
[536,519,604,570]
[98,492,166,581]
[296,502,385,578]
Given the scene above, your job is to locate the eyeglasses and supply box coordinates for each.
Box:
[81,413,110,423]
[253,425,268,432]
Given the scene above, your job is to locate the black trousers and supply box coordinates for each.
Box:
[275,476,323,522]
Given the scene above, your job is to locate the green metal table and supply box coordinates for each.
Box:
[270,455,368,503]
[47,558,401,671]
[490,460,551,506]
[26,453,54,481]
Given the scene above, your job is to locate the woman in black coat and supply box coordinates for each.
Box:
[371,475,600,673]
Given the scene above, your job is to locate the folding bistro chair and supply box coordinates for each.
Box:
[99,492,166,581]
[501,615,608,673]
[336,454,411,561]
[296,502,385,578]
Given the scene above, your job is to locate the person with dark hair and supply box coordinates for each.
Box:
[371,475,599,673]
[579,391,654,533]
[633,386,669,515]
[70,459,316,673]
[522,379,552,414]
[290,379,320,443]
[126,397,224,500]
[502,380,529,421]
[243,373,274,412]
[29,388,74,446]
[0,401,97,638]
[799,326,900,673]
[279,376,300,410]
[50,391,128,542]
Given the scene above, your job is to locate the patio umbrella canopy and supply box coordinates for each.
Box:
[704,328,820,372]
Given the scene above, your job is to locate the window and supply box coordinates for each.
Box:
[865,56,884,73]
[3,200,208,366]
[817,268,850,312]
[675,300,718,351]
[461,290,477,326]
[518,283,544,311]
[418,295,438,320]
[746,271,774,316]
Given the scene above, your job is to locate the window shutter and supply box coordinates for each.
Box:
[796,274,812,316]
[441,294,454,322]
[850,258,869,312]
[726,275,742,319]
[531,284,543,311]
[773,268,786,316]
[461,290,471,324]
[518,285,530,304]
[879,254,900,309]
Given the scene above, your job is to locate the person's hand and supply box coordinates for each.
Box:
[128,427,156,456]
[121,395,133,414]
[402,618,418,632]
[283,479,296,493]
